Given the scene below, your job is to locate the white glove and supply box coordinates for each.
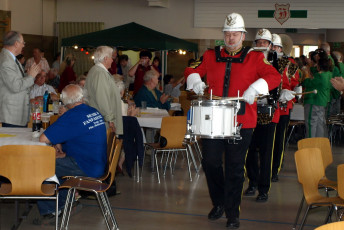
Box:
[186,73,206,95]
[293,86,302,99]
[242,78,269,105]
[279,89,295,103]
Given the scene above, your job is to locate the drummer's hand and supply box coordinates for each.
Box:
[331,77,344,91]
[242,86,257,105]
[279,89,295,103]
[193,81,206,95]
[109,121,116,133]
[160,93,169,104]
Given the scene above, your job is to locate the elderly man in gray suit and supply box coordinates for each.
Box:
[0,31,40,127]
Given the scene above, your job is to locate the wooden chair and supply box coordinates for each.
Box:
[59,139,123,230]
[337,164,344,220]
[144,116,192,183]
[0,145,59,230]
[297,137,337,191]
[294,148,344,230]
[315,221,344,230]
[294,138,338,229]
[50,115,59,125]
[179,91,191,116]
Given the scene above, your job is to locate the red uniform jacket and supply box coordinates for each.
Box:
[184,47,281,129]
[279,57,300,116]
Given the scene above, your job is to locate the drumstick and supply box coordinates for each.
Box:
[223,94,269,101]
[293,89,317,96]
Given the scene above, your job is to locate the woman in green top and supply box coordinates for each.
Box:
[303,49,331,138]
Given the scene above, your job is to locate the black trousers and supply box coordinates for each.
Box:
[272,115,290,176]
[201,128,253,219]
[245,122,276,194]
[119,116,144,174]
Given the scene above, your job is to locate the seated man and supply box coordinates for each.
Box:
[134,70,170,110]
[30,71,58,102]
[36,84,107,222]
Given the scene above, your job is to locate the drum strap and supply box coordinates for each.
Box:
[215,46,250,97]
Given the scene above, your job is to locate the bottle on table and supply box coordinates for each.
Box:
[43,90,50,113]
[32,102,42,132]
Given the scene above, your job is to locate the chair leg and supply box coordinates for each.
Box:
[285,125,295,149]
[59,188,76,230]
[185,149,192,182]
[55,189,59,230]
[293,195,305,230]
[186,143,199,173]
[155,150,160,183]
[163,151,171,176]
[97,192,119,230]
[298,204,311,230]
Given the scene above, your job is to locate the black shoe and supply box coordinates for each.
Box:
[256,193,268,203]
[226,217,240,229]
[208,205,224,220]
[243,186,257,196]
[271,174,279,182]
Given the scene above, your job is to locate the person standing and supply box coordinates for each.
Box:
[85,46,123,135]
[270,34,300,182]
[184,13,280,229]
[0,31,40,127]
[128,50,153,95]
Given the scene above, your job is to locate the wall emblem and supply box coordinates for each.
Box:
[274,3,290,25]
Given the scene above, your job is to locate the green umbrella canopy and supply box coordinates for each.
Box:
[61,22,198,52]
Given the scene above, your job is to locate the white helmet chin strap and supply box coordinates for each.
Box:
[223,32,244,48]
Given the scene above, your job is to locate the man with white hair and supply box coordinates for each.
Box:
[37,84,107,222]
[134,69,170,110]
[184,13,280,229]
[85,46,123,135]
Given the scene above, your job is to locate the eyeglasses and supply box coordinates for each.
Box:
[17,40,25,45]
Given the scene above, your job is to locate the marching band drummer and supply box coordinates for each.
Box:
[184,13,281,229]
[270,34,300,182]
[244,29,282,202]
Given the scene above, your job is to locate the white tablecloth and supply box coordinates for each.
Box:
[137,108,169,129]
[0,127,47,146]
[0,127,59,183]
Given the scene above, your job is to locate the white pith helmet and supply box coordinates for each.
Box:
[272,34,283,47]
[255,29,272,42]
[222,12,247,33]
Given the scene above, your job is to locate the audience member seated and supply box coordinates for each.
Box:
[25,48,50,73]
[76,75,87,88]
[134,70,170,110]
[118,54,133,89]
[30,71,58,103]
[16,54,25,69]
[163,74,185,100]
[46,69,60,90]
[36,84,107,223]
[115,80,143,176]
[58,55,77,92]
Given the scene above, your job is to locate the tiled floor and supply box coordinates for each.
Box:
[1,141,344,230]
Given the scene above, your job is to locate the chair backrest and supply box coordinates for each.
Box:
[294,148,325,203]
[50,115,59,125]
[160,116,187,148]
[179,91,191,116]
[107,139,123,186]
[337,164,344,200]
[314,221,344,230]
[297,137,333,169]
[0,145,56,196]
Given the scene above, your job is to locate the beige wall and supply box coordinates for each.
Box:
[0,0,56,36]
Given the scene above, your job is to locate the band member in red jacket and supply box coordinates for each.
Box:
[184,13,281,229]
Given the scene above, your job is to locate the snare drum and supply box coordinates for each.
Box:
[189,100,241,139]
